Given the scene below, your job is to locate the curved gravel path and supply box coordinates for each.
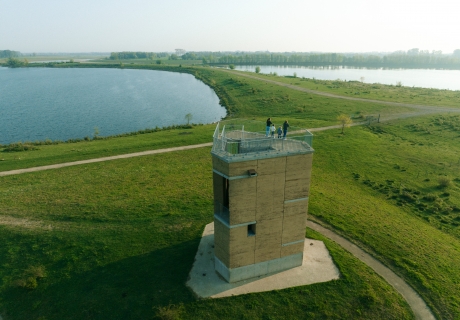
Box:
[307,221,435,320]
[0,143,213,177]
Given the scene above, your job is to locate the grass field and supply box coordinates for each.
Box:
[309,115,460,319]
[191,67,419,126]
[0,125,214,172]
[1,64,460,319]
[0,148,413,319]
[226,70,460,108]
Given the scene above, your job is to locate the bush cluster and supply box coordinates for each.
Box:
[2,142,39,152]
[12,265,47,290]
[358,174,460,230]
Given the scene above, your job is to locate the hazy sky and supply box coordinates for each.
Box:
[1,0,459,53]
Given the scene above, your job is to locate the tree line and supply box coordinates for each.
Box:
[0,50,20,58]
[108,49,460,69]
[215,49,460,69]
[109,52,170,60]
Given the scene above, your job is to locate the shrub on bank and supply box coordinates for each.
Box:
[2,142,39,152]
[438,176,452,188]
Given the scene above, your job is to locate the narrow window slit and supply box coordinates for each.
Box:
[247,223,256,236]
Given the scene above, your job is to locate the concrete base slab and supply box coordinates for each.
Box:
[186,222,340,298]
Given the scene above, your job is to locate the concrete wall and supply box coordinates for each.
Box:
[212,152,313,282]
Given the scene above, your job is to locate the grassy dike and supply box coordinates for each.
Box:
[0,125,216,172]
[0,148,412,320]
[1,64,460,319]
[309,115,460,319]
[224,70,460,108]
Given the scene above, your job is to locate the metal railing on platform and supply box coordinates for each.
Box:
[212,120,313,157]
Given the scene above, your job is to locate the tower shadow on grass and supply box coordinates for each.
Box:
[1,239,200,320]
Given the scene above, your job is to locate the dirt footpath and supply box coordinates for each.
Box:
[0,143,213,177]
[307,221,435,320]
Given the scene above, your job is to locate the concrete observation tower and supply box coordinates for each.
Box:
[211,121,314,283]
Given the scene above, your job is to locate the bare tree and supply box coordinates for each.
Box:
[185,113,193,125]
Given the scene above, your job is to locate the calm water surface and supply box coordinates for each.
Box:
[0,67,226,145]
[234,65,460,91]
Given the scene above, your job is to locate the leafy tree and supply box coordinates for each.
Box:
[0,50,20,58]
[407,48,419,55]
[229,64,235,70]
[185,113,193,125]
[169,54,179,60]
[182,52,197,60]
[110,51,160,60]
[453,49,460,57]
[5,57,28,68]
[255,66,261,73]
[337,114,352,134]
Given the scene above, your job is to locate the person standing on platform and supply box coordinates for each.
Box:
[270,123,276,138]
[277,126,283,138]
[283,120,290,139]
[266,117,273,136]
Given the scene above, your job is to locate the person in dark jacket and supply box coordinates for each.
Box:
[266,117,273,136]
[283,120,290,139]
[277,126,283,138]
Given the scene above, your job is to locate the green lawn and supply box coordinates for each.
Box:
[309,114,460,319]
[0,148,412,319]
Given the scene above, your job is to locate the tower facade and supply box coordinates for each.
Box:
[211,122,314,282]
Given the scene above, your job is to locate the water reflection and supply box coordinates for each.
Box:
[0,68,226,144]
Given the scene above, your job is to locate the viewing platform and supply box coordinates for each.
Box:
[211,120,314,162]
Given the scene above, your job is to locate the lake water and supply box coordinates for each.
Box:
[0,67,226,145]
[233,65,460,91]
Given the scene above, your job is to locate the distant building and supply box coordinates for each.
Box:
[175,49,186,56]
[211,121,314,282]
